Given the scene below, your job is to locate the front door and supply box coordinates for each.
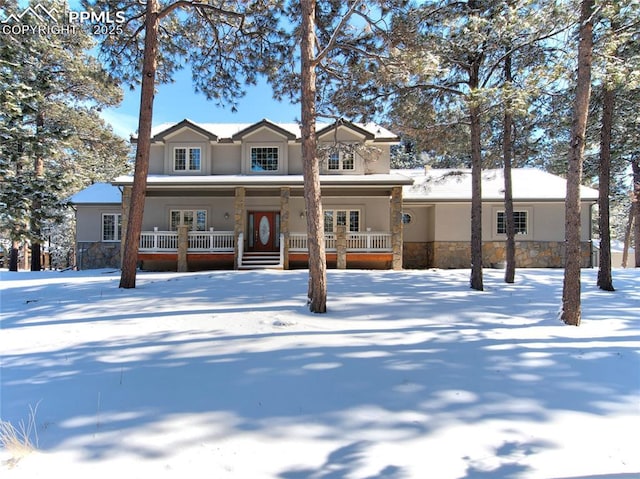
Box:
[248,211,280,252]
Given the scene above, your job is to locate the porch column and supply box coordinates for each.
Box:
[234,187,245,270]
[391,186,403,270]
[336,225,347,269]
[280,187,290,269]
[120,186,131,268]
[177,225,189,272]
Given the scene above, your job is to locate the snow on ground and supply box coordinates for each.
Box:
[0,267,638,479]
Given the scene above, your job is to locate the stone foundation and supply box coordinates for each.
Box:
[403,241,592,269]
[77,242,121,270]
[403,242,432,269]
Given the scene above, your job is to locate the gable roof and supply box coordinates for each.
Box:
[144,119,398,143]
[150,119,218,142]
[316,118,375,141]
[401,168,599,202]
[231,119,297,141]
[69,183,121,204]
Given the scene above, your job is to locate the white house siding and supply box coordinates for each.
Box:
[213,144,242,175]
[148,144,165,174]
[75,204,122,269]
[287,145,303,174]
[142,196,236,232]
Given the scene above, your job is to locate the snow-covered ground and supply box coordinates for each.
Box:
[1,268,638,479]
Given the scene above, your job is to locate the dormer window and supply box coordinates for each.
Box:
[174,147,201,172]
[328,151,355,171]
[251,147,279,171]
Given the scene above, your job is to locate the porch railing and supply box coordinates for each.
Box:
[139,230,234,253]
[139,230,391,254]
[289,231,392,252]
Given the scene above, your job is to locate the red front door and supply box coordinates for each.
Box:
[249,211,279,252]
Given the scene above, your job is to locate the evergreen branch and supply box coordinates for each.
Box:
[314,0,363,66]
[158,1,245,21]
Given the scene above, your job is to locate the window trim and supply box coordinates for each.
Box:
[102,213,122,242]
[324,209,361,233]
[173,146,202,172]
[327,150,355,171]
[494,208,531,238]
[250,146,280,172]
[169,209,207,231]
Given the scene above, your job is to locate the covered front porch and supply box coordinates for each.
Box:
[116,177,410,271]
[137,229,394,270]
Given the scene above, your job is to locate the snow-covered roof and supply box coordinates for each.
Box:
[147,118,398,142]
[400,168,599,202]
[112,173,414,188]
[69,183,121,204]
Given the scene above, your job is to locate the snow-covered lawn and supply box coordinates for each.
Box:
[1,268,638,479]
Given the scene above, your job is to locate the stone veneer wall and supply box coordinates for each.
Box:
[77,242,121,269]
[432,241,592,268]
[403,241,592,269]
[403,242,432,269]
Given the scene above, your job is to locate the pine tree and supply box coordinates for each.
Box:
[88,0,282,288]
[561,0,595,326]
[0,0,128,271]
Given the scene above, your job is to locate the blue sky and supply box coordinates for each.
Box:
[101,69,301,138]
[4,0,300,137]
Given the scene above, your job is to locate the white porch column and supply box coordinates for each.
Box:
[234,187,245,270]
[280,187,290,269]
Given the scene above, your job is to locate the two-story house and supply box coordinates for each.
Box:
[74,118,411,271]
[71,118,598,271]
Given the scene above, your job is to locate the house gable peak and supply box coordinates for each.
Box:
[150,119,218,142]
[231,118,297,142]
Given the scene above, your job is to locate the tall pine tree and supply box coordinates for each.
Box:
[0,0,127,271]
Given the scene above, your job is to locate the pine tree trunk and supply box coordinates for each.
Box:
[561,0,594,326]
[503,51,516,284]
[30,112,45,272]
[632,158,640,267]
[469,65,483,292]
[9,241,19,272]
[300,0,327,313]
[119,0,160,289]
[597,85,614,290]
[621,201,633,268]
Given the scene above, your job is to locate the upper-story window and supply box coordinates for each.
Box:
[174,147,201,172]
[251,147,279,171]
[328,151,355,171]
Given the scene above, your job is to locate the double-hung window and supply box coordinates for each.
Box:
[327,151,355,171]
[324,209,360,233]
[251,147,279,171]
[170,209,207,231]
[496,211,528,235]
[102,213,122,242]
[174,147,201,172]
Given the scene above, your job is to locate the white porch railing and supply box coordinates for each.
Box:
[189,231,234,251]
[140,231,178,251]
[139,230,234,252]
[139,230,390,254]
[289,231,392,252]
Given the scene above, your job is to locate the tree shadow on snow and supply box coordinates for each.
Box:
[1,268,638,477]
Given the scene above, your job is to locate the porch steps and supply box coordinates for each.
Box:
[239,252,282,270]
